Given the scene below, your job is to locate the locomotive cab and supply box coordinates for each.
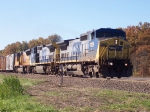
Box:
[96,37,133,78]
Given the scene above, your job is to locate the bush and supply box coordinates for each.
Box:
[0,75,24,99]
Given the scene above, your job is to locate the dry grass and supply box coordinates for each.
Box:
[28,83,150,112]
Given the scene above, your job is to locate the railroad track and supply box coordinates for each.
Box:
[0,73,150,94]
[1,72,150,82]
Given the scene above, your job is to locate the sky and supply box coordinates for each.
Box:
[0,0,150,50]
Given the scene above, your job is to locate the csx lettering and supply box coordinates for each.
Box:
[109,45,123,51]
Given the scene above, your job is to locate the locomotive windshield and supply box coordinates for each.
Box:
[96,28,126,40]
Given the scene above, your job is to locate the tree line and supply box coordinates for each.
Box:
[123,22,150,76]
[0,22,150,76]
[0,34,62,56]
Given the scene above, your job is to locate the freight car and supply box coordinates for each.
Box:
[1,28,133,78]
[6,54,15,72]
[0,54,15,72]
[0,56,6,72]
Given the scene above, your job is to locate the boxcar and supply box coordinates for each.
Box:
[6,54,15,72]
[0,56,6,72]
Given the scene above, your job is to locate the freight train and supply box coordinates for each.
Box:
[0,28,133,78]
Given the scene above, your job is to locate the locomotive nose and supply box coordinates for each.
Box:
[101,60,132,78]
[99,37,132,78]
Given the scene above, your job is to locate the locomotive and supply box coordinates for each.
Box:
[0,28,133,78]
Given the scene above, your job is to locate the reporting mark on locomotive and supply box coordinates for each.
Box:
[109,45,123,51]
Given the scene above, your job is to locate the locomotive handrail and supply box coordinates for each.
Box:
[99,47,107,57]
[50,41,60,63]
[99,47,107,64]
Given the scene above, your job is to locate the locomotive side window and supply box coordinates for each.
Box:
[50,47,55,52]
[96,32,112,38]
[66,52,69,58]
[26,50,31,56]
[105,32,111,37]
[80,35,87,41]
[61,53,64,58]
[96,29,126,40]
[64,53,66,58]
[96,32,105,38]
[60,46,67,51]
[34,47,37,53]
[113,32,126,39]
[38,47,42,50]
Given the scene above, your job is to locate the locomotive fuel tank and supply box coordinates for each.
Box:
[67,64,85,76]
[67,64,77,70]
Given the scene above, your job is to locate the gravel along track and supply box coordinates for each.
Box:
[5,73,150,94]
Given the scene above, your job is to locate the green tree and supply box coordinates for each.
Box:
[0,50,4,56]
[28,39,39,48]
[15,42,22,52]
[47,34,62,43]
[21,41,29,51]
[38,37,46,45]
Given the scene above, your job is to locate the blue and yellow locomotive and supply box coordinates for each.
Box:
[10,28,132,78]
[57,28,132,78]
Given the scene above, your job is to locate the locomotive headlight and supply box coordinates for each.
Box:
[125,63,128,66]
[110,62,113,65]
[115,39,118,45]
[108,62,113,66]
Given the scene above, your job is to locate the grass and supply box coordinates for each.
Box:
[46,90,76,97]
[20,78,43,87]
[45,87,150,112]
[0,74,150,112]
[0,75,24,99]
[61,107,94,112]
[0,74,43,87]
[0,74,5,83]
[0,95,58,112]
[0,74,58,112]
[95,89,150,111]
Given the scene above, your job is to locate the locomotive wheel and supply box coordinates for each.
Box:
[46,68,50,75]
[117,73,121,79]
[64,71,67,76]
[96,72,99,78]
[89,72,92,78]
[102,75,107,78]
[118,76,121,79]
